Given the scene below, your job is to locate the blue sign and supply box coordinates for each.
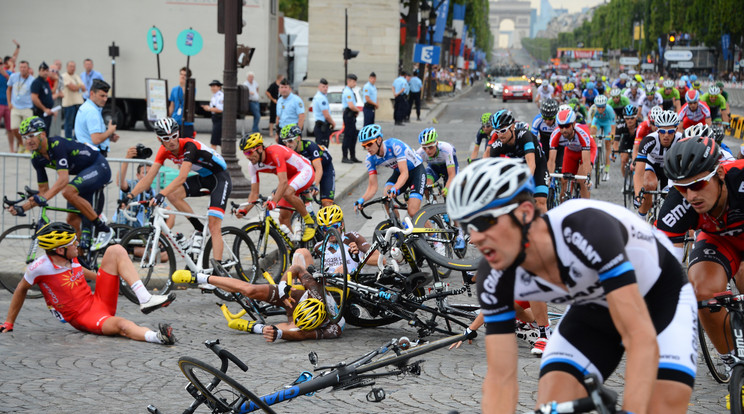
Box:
[722,33,731,60]
[147,26,164,55]
[413,44,441,64]
[432,0,449,44]
[177,28,203,56]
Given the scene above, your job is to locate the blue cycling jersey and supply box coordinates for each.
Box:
[591,106,616,133]
[531,114,557,140]
[365,138,422,175]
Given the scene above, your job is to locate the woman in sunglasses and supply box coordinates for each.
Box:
[657,136,744,376]
[448,157,696,414]
[632,110,683,217]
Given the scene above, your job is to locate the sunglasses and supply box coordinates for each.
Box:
[361,140,376,148]
[61,236,79,249]
[320,222,342,232]
[243,148,258,156]
[542,117,555,121]
[495,126,510,135]
[158,132,179,142]
[422,143,437,150]
[282,137,299,144]
[673,168,717,194]
[558,124,574,130]
[459,204,519,233]
[657,128,676,135]
[22,131,43,140]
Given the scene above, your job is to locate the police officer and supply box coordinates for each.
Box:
[362,72,378,126]
[341,73,361,164]
[312,78,335,147]
[275,78,305,140]
[408,70,423,121]
[392,71,409,125]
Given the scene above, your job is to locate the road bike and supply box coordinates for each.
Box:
[637,187,667,225]
[522,373,618,414]
[593,134,608,187]
[549,173,588,204]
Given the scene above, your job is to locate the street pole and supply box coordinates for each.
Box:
[222,0,250,197]
[344,9,348,80]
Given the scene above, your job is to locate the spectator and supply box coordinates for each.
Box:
[75,79,118,156]
[275,78,305,135]
[265,74,283,139]
[392,71,408,125]
[201,80,224,150]
[362,72,378,126]
[115,146,175,229]
[61,61,84,139]
[243,71,261,133]
[47,60,64,137]
[341,74,360,164]
[31,62,58,133]
[6,60,35,153]
[168,67,195,139]
[80,58,103,101]
[0,40,21,151]
[311,78,334,147]
[407,70,422,122]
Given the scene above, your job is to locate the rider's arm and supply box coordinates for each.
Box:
[311,158,323,188]
[444,164,457,191]
[673,99,681,112]
[469,144,480,162]
[272,171,289,205]
[482,334,519,412]
[130,163,161,197]
[297,112,305,130]
[705,116,712,126]
[633,159,645,196]
[2,277,32,329]
[524,152,536,176]
[547,149,557,174]
[579,150,591,177]
[359,174,378,205]
[392,160,409,192]
[42,169,71,202]
[159,161,192,197]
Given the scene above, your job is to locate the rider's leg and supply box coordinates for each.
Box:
[101,316,151,341]
[649,381,692,414]
[407,197,421,218]
[620,153,629,178]
[207,215,223,261]
[689,260,732,353]
[283,187,308,217]
[639,170,657,215]
[62,185,99,222]
[278,208,292,228]
[166,185,203,233]
[291,248,313,267]
[66,211,82,236]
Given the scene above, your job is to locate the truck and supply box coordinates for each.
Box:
[0,0,279,130]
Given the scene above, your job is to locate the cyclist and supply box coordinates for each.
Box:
[589,95,616,182]
[236,131,317,242]
[676,79,689,100]
[448,158,696,414]
[633,110,683,219]
[547,108,596,199]
[126,117,233,266]
[632,105,663,161]
[640,83,663,119]
[535,82,555,108]
[580,81,599,107]
[0,222,176,345]
[469,112,492,163]
[531,98,559,157]
[355,124,426,219]
[717,80,730,102]
[659,79,681,112]
[416,127,459,200]
[608,88,631,121]
[700,85,730,124]
[7,116,114,251]
[612,72,629,89]
[595,75,607,95]
[561,82,579,103]
[279,124,336,207]
[614,105,640,179]
[566,97,588,125]
[623,80,646,109]
[678,89,712,131]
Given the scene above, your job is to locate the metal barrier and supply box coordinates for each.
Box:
[731,114,744,139]
[0,153,160,234]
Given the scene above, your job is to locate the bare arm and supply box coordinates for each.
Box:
[272,171,290,205]
[633,160,645,196]
[548,149,557,174]
[2,278,32,328]
[481,334,519,412]
[358,174,378,207]
[525,152,536,175]
[90,120,117,145]
[159,161,192,197]
[297,113,305,130]
[311,158,323,187]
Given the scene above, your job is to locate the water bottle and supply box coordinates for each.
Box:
[390,247,405,265]
[279,224,292,239]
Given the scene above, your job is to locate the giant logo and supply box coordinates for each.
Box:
[562,227,601,265]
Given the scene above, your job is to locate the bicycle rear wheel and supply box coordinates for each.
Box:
[0,224,43,298]
[203,226,258,302]
[119,227,176,304]
[241,222,290,284]
[318,227,348,325]
[178,357,274,414]
[411,203,479,271]
[594,143,603,188]
[623,169,634,208]
[344,292,403,328]
[729,365,744,413]
[699,320,731,384]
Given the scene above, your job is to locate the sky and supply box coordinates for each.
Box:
[524,0,607,14]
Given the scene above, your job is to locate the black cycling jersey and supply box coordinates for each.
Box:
[31,136,102,184]
[475,128,490,146]
[614,120,636,152]
[296,139,333,172]
[489,122,545,161]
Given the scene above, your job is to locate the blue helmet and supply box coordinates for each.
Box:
[690,74,698,82]
[358,124,382,143]
[586,82,595,90]
[418,127,438,145]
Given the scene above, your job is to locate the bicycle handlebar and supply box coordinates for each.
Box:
[204,339,249,373]
[358,196,406,220]
[698,291,744,311]
[549,173,589,181]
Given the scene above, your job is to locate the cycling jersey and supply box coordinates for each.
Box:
[364,138,422,175]
[477,200,696,386]
[313,231,371,275]
[659,88,680,110]
[294,140,335,200]
[582,88,599,106]
[531,114,558,152]
[416,141,458,169]
[614,120,638,152]
[154,138,227,177]
[608,96,631,119]
[700,93,727,120]
[549,123,593,153]
[640,92,663,118]
[634,120,653,147]
[678,102,711,129]
[623,89,646,108]
[635,131,683,166]
[31,136,102,184]
[474,128,490,147]
[490,123,548,196]
[591,106,616,135]
[536,84,554,101]
[246,144,313,184]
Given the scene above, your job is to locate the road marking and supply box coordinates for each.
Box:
[449,119,464,124]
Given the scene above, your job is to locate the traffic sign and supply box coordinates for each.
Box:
[177,28,203,56]
[588,60,607,67]
[619,57,640,65]
[147,26,164,55]
[413,44,441,64]
[676,61,694,68]
[664,50,693,61]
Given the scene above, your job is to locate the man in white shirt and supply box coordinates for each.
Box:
[202,80,224,150]
[243,71,260,133]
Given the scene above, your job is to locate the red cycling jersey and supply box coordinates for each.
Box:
[634,120,653,147]
[678,102,711,130]
[247,144,313,184]
[154,138,227,177]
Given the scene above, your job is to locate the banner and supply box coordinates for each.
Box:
[556,48,603,59]
[460,24,467,57]
[722,34,731,60]
[432,0,449,44]
[452,3,466,62]
[413,43,441,64]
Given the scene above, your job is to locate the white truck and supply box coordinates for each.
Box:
[0,0,279,130]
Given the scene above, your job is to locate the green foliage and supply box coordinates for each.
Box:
[280,0,308,21]
[452,0,494,60]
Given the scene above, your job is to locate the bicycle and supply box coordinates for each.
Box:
[636,187,667,225]
[593,134,607,187]
[0,186,130,298]
[522,373,618,414]
[549,173,588,204]
[611,148,634,209]
[147,331,473,414]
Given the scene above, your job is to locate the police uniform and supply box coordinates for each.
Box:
[342,74,360,162]
[276,92,304,129]
[392,74,409,125]
[362,73,377,126]
[407,74,423,121]
[312,79,332,147]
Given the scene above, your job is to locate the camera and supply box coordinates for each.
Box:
[134,143,153,159]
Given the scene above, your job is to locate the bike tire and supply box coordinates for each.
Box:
[547,183,559,210]
[319,227,348,325]
[118,227,176,304]
[178,357,275,414]
[411,203,478,271]
[344,292,403,328]
[699,320,731,384]
[0,224,43,299]
[374,218,452,280]
[730,365,744,413]
[203,226,258,302]
[623,171,633,208]
[594,144,602,188]
[241,222,290,284]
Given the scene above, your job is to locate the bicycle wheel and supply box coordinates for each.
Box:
[547,182,559,210]
[411,203,479,271]
[178,357,274,414]
[730,365,744,413]
[344,292,403,328]
[241,222,290,284]
[594,144,603,188]
[699,320,731,384]
[203,226,258,302]
[119,227,176,304]
[318,227,348,325]
[82,223,135,271]
[623,170,634,208]
[0,224,43,299]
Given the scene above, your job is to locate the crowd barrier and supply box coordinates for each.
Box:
[731,114,744,139]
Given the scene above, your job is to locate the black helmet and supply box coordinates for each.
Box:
[540,98,558,119]
[153,118,179,137]
[490,109,514,130]
[663,136,720,181]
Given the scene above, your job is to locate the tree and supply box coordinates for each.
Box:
[280,0,308,21]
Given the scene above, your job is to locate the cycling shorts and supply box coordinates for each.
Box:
[681,116,703,131]
[277,167,316,208]
[69,153,111,200]
[425,164,452,185]
[318,163,336,201]
[533,161,549,198]
[591,120,613,138]
[618,134,634,153]
[689,231,744,278]
[183,170,232,220]
[540,283,697,388]
[386,163,426,201]
[68,268,119,335]
[561,148,596,175]
[644,162,669,190]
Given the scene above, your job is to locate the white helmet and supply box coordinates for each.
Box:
[649,106,664,123]
[662,79,675,88]
[655,110,679,128]
[594,95,608,106]
[708,86,721,95]
[684,123,712,138]
[610,88,622,97]
[447,158,534,222]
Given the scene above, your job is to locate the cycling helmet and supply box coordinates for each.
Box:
[293,298,327,331]
[594,95,608,106]
[623,104,639,117]
[239,132,264,151]
[556,108,577,126]
[663,136,720,181]
[649,106,664,123]
[358,124,382,143]
[280,124,302,141]
[19,116,46,135]
[681,75,689,82]
[601,75,607,82]
[678,79,687,88]
[654,110,679,128]
[692,80,701,90]
[35,222,76,250]
[684,123,712,139]
[634,74,643,83]
[490,110,515,130]
[662,79,675,88]
[586,82,595,90]
[589,75,596,82]
[480,112,492,127]
[629,80,638,88]
[708,86,721,96]
[690,74,698,82]
[645,83,655,94]
[540,98,558,119]
[446,158,535,222]
[153,117,179,137]
[685,89,700,103]
[610,88,622,97]
[711,125,725,145]
[569,97,580,106]
[316,205,344,227]
[620,73,629,80]
[564,82,575,92]
[716,81,725,88]
[418,127,438,145]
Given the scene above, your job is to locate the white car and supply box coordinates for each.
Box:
[306,85,364,136]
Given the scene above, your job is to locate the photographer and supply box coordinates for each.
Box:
[115,144,175,228]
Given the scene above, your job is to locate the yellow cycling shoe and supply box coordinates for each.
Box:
[171,270,196,284]
[301,225,316,242]
[228,318,256,332]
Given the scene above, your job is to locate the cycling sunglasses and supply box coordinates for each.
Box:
[320,222,342,232]
[459,204,519,233]
[558,124,574,130]
[673,168,717,194]
[158,132,179,142]
[243,148,258,156]
[282,137,299,144]
[422,143,437,150]
[361,140,376,148]
[495,126,511,135]
[542,117,555,121]
[21,131,43,140]
[657,128,676,135]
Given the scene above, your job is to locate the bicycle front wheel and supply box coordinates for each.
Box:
[699,320,731,384]
[178,357,275,414]
[119,227,176,303]
[318,227,348,325]
[241,222,290,284]
[411,203,479,271]
[0,224,43,299]
[730,365,744,413]
[203,226,258,302]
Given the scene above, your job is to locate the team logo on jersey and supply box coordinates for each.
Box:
[61,268,86,290]
[562,227,602,265]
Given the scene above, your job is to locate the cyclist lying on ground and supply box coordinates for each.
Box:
[0,222,176,345]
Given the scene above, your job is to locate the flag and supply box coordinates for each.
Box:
[432,0,449,44]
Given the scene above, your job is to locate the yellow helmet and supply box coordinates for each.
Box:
[36,222,76,250]
[317,205,344,227]
[293,298,327,331]
[564,82,575,91]
[239,132,264,151]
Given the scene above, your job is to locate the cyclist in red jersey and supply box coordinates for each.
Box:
[0,223,176,344]
[547,108,596,199]
[677,89,712,131]
[657,137,741,372]
[125,118,232,268]
[237,132,317,242]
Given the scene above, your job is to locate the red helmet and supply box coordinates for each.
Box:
[556,109,576,126]
[685,89,700,103]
